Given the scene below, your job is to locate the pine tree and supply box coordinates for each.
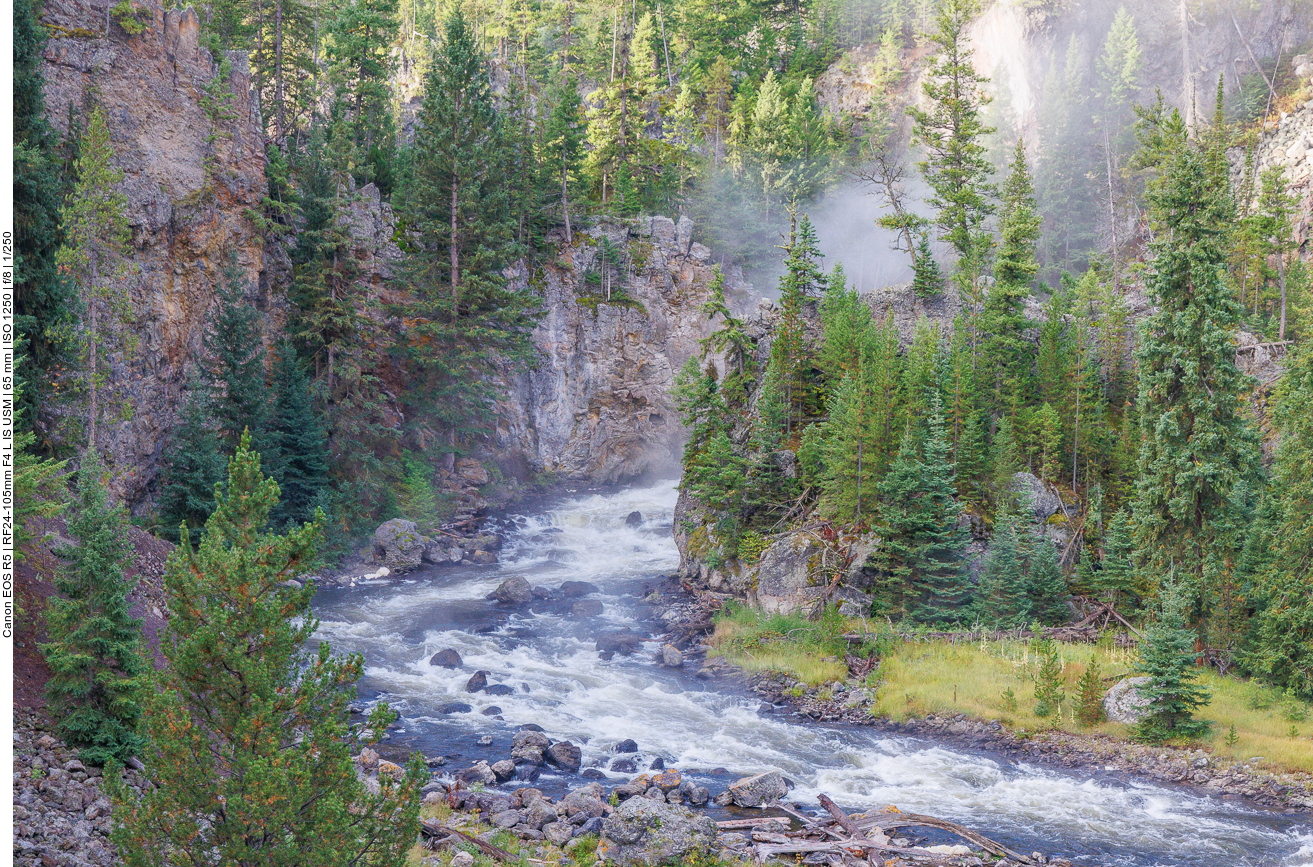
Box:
[14,0,71,398]
[157,376,226,542]
[1096,508,1138,608]
[42,449,145,765]
[397,10,539,469]
[818,264,873,386]
[1076,658,1105,726]
[1131,135,1261,619]
[264,341,331,530]
[911,233,943,298]
[1024,529,1070,625]
[326,0,400,184]
[55,105,134,449]
[871,395,970,623]
[110,434,422,866]
[907,0,995,303]
[14,366,68,555]
[975,515,1028,626]
[204,261,269,448]
[769,209,824,437]
[1135,578,1212,743]
[981,137,1038,414]
[1242,340,1313,700]
[1095,7,1141,293]
[698,267,755,402]
[542,74,586,243]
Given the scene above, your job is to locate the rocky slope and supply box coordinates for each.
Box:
[39,0,269,506]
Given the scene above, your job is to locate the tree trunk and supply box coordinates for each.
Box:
[274,0,285,145]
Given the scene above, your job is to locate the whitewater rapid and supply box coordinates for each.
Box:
[312,481,1313,867]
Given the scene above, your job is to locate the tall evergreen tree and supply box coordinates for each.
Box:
[203,262,269,449]
[397,10,539,470]
[14,0,71,402]
[981,137,1039,414]
[42,449,145,765]
[1135,577,1212,743]
[110,434,422,867]
[907,0,994,303]
[542,74,586,242]
[1242,340,1313,700]
[768,209,824,436]
[326,0,401,183]
[157,376,226,542]
[869,395,970,623]
[56,105,134,449]
[1131,132,1262,619]
[264,341,331,530]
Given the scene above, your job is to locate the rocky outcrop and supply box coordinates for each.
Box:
[597,796,719,867]
[1102,676,1153,724]
[39,0,267,506]
[495,217,756,483]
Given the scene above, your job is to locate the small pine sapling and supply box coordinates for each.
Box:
[1032,632,1066,718]
[1076,659,1105,726]
[1224,724,1240,747]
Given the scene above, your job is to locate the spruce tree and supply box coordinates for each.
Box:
[110,434,421,866]
[975,515,1028,626]
[326,0,400,182]
[1024,530,1070,625]
[1242,340,1313,700]
[203,262,269,448]
[1096,508,1138,609]
[911,233,943,298]
[14,0,71,395]
[397,10,539,469]
[1135,578,1212,743]
[542,74,586,242]
[871,395,970,623]
[56,105,134,448]
[981,138,1038,414]
[42,449,145,765]
[907,0,994,302]
[264,341,331,530]
[768,209,824,437]
[1131,132,1261,619]
[157,376,226,542]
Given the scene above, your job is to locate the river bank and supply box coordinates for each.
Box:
[643,580,1313,816]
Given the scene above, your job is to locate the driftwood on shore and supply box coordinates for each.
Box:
[750,796,1033,866]
[421,820,519,863]
[840,597,1141,649]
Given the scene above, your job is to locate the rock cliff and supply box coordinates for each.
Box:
[495,217,756,483]
[40,0,268,505]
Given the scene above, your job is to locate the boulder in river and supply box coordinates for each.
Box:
[430,648,463,668]
[726,770,789,807]
[1103,676,1153,723]
[598,795,718,867]
[437,702,473,714]
[546,740,582,773]
[465,670,489,692]
[491,760,517,782]
[614,739,639,754]
[471,550,499,566]
[597,632,643,655]
[493,576,534,604]
[423,542,463,565]
[571,599,604,617]
[561,580,601,597]
[484,683,516,696]
[512,730,550,764]
[660,645,683,668]
[611,758,638,773]
[372,519,427,572]
[651,770,681,792]
[625,511,643,527]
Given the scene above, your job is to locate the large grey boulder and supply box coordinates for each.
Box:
[598,795,718,866]
[1010,472,1063,522]
[372,519,427,572]
[493,576,534,604]
[1103,676,1153,724]
[726,771,789,807]
[545,740,582,773]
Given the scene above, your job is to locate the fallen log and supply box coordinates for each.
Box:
[852,812,1029,862]
[752,838,962,866]
[717,817,791,830]
[421,820,518,863]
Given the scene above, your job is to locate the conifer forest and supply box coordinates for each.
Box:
[11,0,1313,862]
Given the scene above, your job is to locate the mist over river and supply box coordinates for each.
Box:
[312,481,1313,867]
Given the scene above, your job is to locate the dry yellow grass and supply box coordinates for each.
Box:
[708,606,854,686]
[869,638,1313,774]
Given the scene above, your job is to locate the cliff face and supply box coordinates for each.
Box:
[496,217,756,483]
[40,0,268,505]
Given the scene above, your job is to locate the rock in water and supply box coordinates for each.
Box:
[561,580,601,597]
[430,648,463,668]
[484,683,515,696]
[1103,676,1153,723]
[625,511,643,527]
[546,741,582,773]
[372,519,427,572]
[597,632,643,655]
[660,645,683,667]
[465,670,489,693]
[598,796,718,866]
[726,771,789,807]
[512,730,550,764]
[570,599,604,617]
[455,761,497,786]
[493,576,534,604]
[614,739,639,754]
[491,760,516,782]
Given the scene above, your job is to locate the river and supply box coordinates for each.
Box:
[312,480,1313,867]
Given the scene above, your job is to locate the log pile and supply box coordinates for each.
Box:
[842,597,1141,649]
[741,795,1039,866]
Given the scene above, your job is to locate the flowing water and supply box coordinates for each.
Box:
[313,480,1313,867]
